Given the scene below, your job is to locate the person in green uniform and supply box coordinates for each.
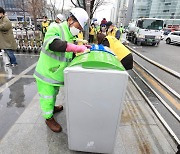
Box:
[34,8,89,132]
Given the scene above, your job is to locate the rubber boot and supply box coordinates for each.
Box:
[45,117,62,132]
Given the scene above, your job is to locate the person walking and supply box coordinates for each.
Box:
[0,7,18,67]
[34,8,89,133]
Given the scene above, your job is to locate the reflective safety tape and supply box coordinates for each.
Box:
[41,48,72,62]
[34,71,64,85]
[58,25,65,41]
[41,25,72,62]
[43,110,53,115]
[43,36,60,49]
[39,94,54,99]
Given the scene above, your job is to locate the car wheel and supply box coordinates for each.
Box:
[166,38,171,44]
[133,37,137,44]
[137,41,141,46]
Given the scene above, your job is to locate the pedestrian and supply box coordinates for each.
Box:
[99,24,107,35]
[106,21,121,40]
[0,7,18,67]
[34,8,89,132]
[89,23,96,43]
[41,16,50,37]
[55,14,65,24]
[97,34,133,70]
[100,18,107,26]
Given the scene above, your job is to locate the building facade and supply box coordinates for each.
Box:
[132,0,152,19]
[111,0,129,27]
[111,0,180,27]
[0,0,31,22]
[131,0,180,20]
[149,0,180,19]
[0,0,51,22]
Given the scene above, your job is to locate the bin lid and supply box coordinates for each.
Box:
[69,50,125,71]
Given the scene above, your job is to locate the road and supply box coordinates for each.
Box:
[127,39,180,140]
[128,39,180,95]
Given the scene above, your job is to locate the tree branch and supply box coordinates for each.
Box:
[70,0,78,7]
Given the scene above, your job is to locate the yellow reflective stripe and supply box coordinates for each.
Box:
[34,71,64,85]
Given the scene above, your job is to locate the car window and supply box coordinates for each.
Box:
[171,32,178,35]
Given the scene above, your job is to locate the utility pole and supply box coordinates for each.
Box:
[22,0,27,38]
[61,0,64,13]
[85,0,91,41]
[22,0,26,26]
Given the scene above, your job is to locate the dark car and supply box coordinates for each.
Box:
[163,29,172,35]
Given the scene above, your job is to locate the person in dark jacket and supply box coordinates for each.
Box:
[0,7,17,66]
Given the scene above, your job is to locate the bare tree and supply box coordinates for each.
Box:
[27,0,44,30]
[70,0,111,19]
[48,0,63,20]
[15,0,28,25]
[61,0,65,13]
[15,0,45,30]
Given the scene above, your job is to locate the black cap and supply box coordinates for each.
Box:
[106,21,113,27]
[0,7,5,14]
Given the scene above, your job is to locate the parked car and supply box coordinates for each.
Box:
[166,31,180,44]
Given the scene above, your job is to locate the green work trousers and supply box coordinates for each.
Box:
[36,79,60,119]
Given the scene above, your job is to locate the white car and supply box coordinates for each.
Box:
[166,31,180,44]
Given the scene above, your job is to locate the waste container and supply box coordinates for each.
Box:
[64,49,128,153]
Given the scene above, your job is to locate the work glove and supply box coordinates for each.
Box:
[66,43,87,53]
[76,38,88,44]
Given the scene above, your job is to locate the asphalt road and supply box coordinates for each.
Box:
[129,39,180,72]
[128,39,180,95]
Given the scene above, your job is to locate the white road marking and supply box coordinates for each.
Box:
[0,63,37,93]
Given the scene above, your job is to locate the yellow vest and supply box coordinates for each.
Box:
[42,21,50,33]
[106,36,131,61]
[89,26,95,35]
[77,32,84,45]
[107,27,118,37]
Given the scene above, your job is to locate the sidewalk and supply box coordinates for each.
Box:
[0,79,177,154]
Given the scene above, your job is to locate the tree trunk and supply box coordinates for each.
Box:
[34,15,38,31]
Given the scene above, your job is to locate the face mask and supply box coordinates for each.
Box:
[70,26,80,36]
[101,27,106,31]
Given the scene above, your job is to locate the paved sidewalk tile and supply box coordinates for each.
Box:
[0,81,177,154]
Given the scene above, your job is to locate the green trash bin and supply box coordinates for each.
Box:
[69,50,125,71]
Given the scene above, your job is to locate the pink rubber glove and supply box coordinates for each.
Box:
[85,45,92,48]
[66,43,87,53]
